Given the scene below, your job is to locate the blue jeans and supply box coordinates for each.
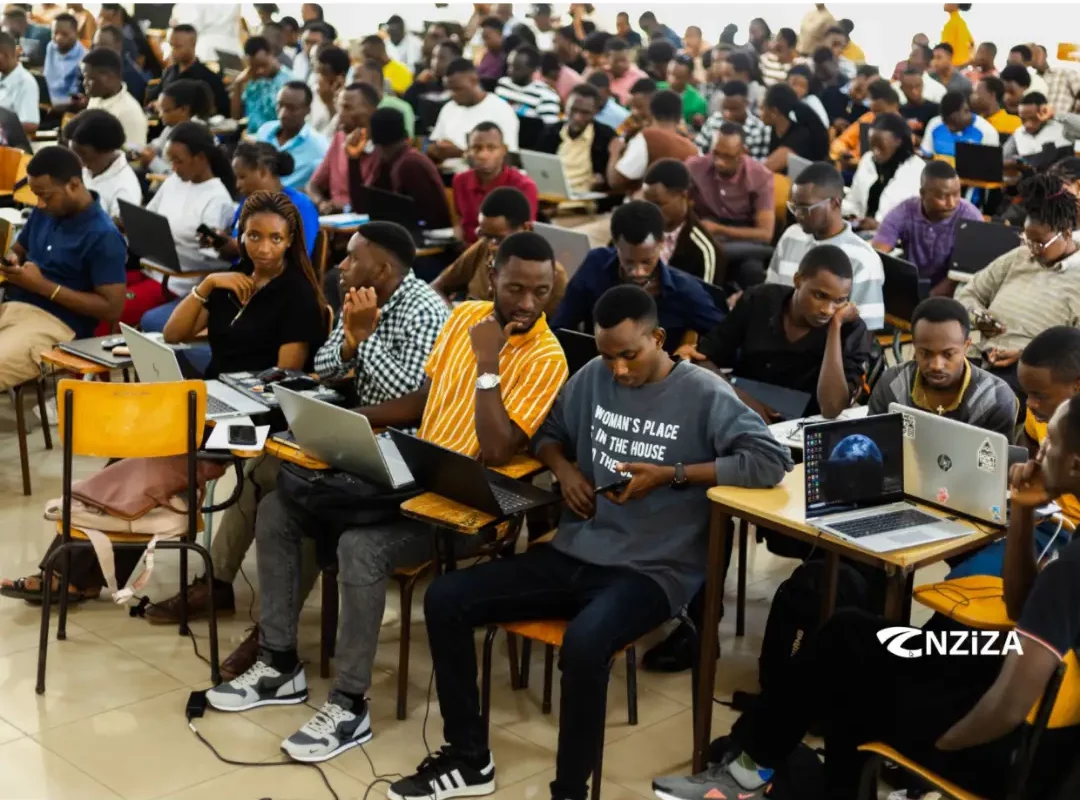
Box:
[946,519,1070,579]
[139,299,212,376]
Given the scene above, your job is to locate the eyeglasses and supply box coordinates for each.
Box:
[786,198,833,215]
[1021,232,1062,254]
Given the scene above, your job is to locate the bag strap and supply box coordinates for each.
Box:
[80,529,177,605]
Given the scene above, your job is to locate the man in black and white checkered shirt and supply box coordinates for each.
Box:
[695,81,771,160]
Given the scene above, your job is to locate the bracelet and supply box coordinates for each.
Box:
[49,284,61,301]
[191,285,208,304]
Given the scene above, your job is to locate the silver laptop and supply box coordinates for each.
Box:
[519,150,607,201]
[533,222,592,280]
[890,403,1009,526]
[803,413,972,553]
[273,385,414,489]
[788,154,812,182]
[119,323,270,421]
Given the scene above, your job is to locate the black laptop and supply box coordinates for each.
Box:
[881,252,929,324]
[555,328,599,376]
[58,334,135,369]
[388,430,557,518]
[349,185,454,248]
[728,377,812,421]
[950,219,1021,275]
[858,122,870,157]
[955,142,1004,183]
[416,95,448,136]
[118,200,183,272]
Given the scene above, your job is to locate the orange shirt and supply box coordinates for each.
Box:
[417,301,568,457]
[830,110,875,160]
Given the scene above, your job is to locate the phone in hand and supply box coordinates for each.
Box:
[973,309,1006,334]
[196,224,228,248]
[227,424,257,446]
[594,477,631,495]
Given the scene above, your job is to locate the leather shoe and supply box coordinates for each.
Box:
[145,576,235,625]
[220,626,259,681]
[642,620,718,673]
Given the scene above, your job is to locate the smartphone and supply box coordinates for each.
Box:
[594,477,631,495]
[196,224,228,248]
[227,424,257,446]
[100,335,125,350]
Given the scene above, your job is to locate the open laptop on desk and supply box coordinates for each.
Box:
[881,252,929,323]
[519,150,607,201]
[955,142,1004,183]
[117,200,186,273]
[350,186,455,248]
[948,219,1020,280]
[120,323,270,420]
[729,376,813,421]
[215,49,244,75]
[803,413,972,552]
[533,223,592,279]
[389,429,556,517]
[274,385,414,489]
[555,328,598,376]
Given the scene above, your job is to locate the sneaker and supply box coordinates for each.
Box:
[281,690,373,763]
[387,745,496,800]
[653,762,767,800]
[206,658,307,712]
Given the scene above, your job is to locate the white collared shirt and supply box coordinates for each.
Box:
[0,63,40,125]
[84,152,142,218]
[87,85,148,146]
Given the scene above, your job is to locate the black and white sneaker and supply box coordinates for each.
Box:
[387,746,496,800]
[206,658,307,712]
[281,690,373,762]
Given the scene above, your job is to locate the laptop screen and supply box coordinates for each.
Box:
[804,413,905,516]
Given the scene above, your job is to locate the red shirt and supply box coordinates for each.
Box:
[452,166,538,244]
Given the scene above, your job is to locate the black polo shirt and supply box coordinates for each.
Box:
[698,283,871,414]
[203,265,326,379]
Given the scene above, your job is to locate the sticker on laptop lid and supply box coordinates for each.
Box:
[977,438,997,473]
[937,487,950,504]
[902,412,916,440]
[991,504,1003,522]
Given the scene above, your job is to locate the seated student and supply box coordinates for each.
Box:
[0,31,40,137]
[654,394,1080,799]
[539,50,585,105]
[360,33,413,96]
[452,122,537,245]
[971,75,1022,136]
[388,284,792,800]
[231,35,293,134]
[138,122,238,333]
[642,159,723,284]
[142,223,449,659]
[309,82,378,216]
[617,78,658,139]
[899,67,941,143]
[643,38,676,84]
[355,107,452,230]
[433,186,567,313]
[494,44,562,124]
[1006,44,1050,97]
[81,47,147,146]
[767,161,886,330]
[91,24,147,103]
[428,58,520,173]
[351,59,417,139]
[65,110,141,219]
[1004,92,1072,168]
[254,81,329,190]
[842,113,925,234]
[138,79,212,175]
[873,160,982,296]
[43,12,86,108]
[921,90,1001,158]
[820,63,877,129]
[679,243,871,421]
[534,83,616,196]
[607,90,699,194]
[145,23,229,117]
[310,44,349,138]
[784,64,830,129]
[1000,63,1033,115]
[929,41,973,95]
[552,201,724,351]
[694,81,772,161]
[869,297,1017,438]
[664,54,709,128]
[602,36,647,105]
[3,7,50,68]
[206,232,569,762]
[716,51,767,118]
[758,82,830,174]
[404,38,460,111]
[957,172,1080,390]
[0,146,124,395]
[829,79,902,165]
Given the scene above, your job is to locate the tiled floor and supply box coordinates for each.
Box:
[0,392,941,800]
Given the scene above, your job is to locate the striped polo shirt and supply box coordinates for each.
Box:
[417,301,569,457]
[494,77,563,124]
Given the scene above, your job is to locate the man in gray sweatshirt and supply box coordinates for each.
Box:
[388,285,793,800]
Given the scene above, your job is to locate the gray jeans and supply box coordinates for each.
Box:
[255,489,487,696]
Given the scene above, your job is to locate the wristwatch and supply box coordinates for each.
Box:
[671,463,688,490]
[476,372,501,391]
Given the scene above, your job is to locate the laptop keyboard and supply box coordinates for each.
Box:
[829,508,940,539]
[491,484,533,514]
[206,395,238,417]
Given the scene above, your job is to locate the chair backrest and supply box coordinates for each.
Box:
[0,146,23,192]
[1028,649,1080,730]
[773,172,792,230]
[445,186,460,229]
[56,379,207,459]
[13,152,35,206]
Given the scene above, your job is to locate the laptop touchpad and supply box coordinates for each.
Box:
[889,531,932,546]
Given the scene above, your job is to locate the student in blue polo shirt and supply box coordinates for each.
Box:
[254,81,328,190]
[42,12,86,107]
[0,146,125,390]
[551,200,724,353]
[921,90,1000,159]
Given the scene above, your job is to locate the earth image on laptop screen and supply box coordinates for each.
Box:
[822,433,884,500]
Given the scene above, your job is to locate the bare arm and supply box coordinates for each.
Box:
[473,354,528,466]
[763,146,791,174]
[817,312,853,419]
[871,241,894,254]
[1004,490,1042,621]
[355,379,431,430]
[700,209,775,244]
[162,289,210,343]
[275,342,310,371]
[1,255,125,324]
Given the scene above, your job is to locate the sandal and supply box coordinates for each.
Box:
[0,574,100,605]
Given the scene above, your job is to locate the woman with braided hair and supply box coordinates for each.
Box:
[163,189,328,378]
[956,171,1080,391]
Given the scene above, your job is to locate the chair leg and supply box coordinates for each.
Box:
[481,626,498,745]
[396,576,413,720]
[36,543,66,694]
[519,638,532,689]
[202,479,217,551]
[856,753,883,799]
[591,691,609,800]
[320,566,338,680]
[56,544,72,640]
[736,519,749,638]
[625,646,638,725]
[507,633,521,690]
[13,384,31,496]
[542,643,555,714]
[178,548,190,636]
[189,542,221,685]
[35,379,52,451]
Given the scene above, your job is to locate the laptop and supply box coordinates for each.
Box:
[215,49,245,75]
[1021,143,1074,171]
[889,403,1009,526]
[729,376,812,421]
[803,413,972,553]
[555,328,598,376]
[533,222,592,279]
[416,95,448,135]
[58,334,135,369]
[518,116,546,151]
[858,122,870,156]
[273,385,414,489]
[787,154,812,181]
[881,252,929,324]
[118,200,184,273]
[349,186,455,247]
[519,150,607,201]
[955,142,1004,183]
[388,429,557,518]
[950,220,1021,275]
[120,323,270,420]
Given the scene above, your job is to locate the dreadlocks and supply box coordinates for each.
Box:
[1021,172,1080,235]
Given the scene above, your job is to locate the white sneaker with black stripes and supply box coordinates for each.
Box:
[387,746,496,800]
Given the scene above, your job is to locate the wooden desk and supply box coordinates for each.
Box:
[40,348,111,378]
[264,435,330,469]
[691,464,1004,772]
[960,179,1005,191]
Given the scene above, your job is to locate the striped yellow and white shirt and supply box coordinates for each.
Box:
[417,301,569,457]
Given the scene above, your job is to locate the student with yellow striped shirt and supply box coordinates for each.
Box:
[206,231,569,764]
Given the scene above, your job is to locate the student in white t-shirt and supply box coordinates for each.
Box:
[428,57,519,172]
[139,122,237,332]
[65,109,141,219]
[83,48,148,146]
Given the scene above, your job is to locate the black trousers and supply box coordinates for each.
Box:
[39,534,139,591]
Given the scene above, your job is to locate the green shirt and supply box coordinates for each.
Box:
[656,82,709,126]
[379,95,415,138]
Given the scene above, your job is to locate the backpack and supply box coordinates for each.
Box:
[763,744,825,800]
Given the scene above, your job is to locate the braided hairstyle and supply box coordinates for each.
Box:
[1020,171,1080,236]
[237,190,328,327]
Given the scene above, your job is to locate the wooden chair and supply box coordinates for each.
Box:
[312,229,331,281]
[445,186,460,230]
[35,379,234,693]
[857,650,1080,800]
[11,376,52,496]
